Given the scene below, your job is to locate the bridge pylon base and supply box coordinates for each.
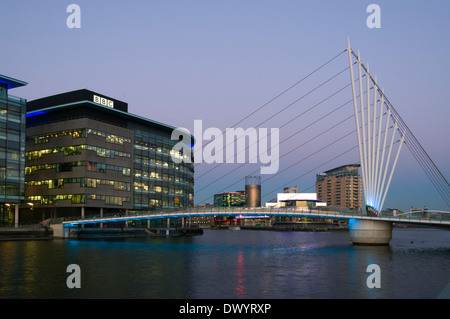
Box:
[349,219,392,245]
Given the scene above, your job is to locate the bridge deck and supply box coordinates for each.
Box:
[62,208,450,228]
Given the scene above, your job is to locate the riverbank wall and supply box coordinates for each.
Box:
[0,227,53,241]
[0,225,203,240]
[63,227,203,240]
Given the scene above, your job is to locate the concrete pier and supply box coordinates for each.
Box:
[349,219,393,245]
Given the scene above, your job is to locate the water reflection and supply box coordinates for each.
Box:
[235,250,246,298]
[0,228,449,298]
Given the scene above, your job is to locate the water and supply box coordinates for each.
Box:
[0,228,449,299]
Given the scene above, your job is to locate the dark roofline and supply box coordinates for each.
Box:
[322,163,360,174]
[26,89,193,139]
[27,100,186,135]
[0,74,27,89]
[27,89,128,112]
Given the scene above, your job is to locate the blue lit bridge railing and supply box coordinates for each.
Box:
[61,207,450,228]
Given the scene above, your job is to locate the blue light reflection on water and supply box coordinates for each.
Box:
[0,228,449,299]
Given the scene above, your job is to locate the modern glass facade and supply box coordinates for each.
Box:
[214,191,246,207]
[23,89,194,223]
[133,129,193,210]
[0,75,27,226]
[25,115,134,211]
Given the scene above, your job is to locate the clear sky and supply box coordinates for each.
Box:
[2,1,449,211]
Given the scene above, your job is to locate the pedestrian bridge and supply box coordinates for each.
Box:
[53,41,449,246]
[61,207,450,244]
[62,207,450,228]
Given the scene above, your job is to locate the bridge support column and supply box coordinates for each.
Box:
[349,219,392,245]
[14,204,19,228]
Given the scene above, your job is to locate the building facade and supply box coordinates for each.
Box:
[23,89,193,223]
[315,164,362,210]
[265,191,326,208]
[0,74,27,226]
[214,191,246,207]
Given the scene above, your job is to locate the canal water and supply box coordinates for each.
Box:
[0,227,449,299]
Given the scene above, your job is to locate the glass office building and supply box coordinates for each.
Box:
[214,191,246,207]
[0,74,27,226]
[23,89,193,223]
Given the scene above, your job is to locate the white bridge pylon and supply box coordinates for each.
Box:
[347,39,405,216]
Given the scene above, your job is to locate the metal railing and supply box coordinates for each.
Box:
[60,206,450,226]
[6,94,26,105]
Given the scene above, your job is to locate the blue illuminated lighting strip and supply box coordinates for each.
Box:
[26,110,47,117]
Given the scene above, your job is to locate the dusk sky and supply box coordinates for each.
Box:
[2,1,449,212]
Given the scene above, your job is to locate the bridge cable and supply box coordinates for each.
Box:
[350,49,449,207]
[196,80,358,181]
[381,92,449,207]
[195,99,384,205]
[194,49,348,168]
[199,65,353,167]
[195,116,355,200]
[195,112,364,205]
[194,83,363,197]
[266,138,400,205]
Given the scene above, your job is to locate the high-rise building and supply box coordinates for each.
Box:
[315,164,362,210]
[0,74,27,226]
[23,89,194,223]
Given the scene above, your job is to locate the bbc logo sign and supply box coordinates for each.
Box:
[93,95,114,108]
